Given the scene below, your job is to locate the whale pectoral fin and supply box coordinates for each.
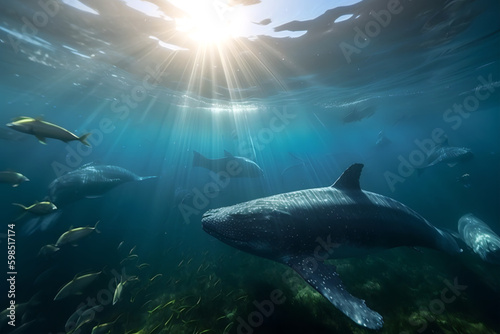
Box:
[286,256,383,330]
[35,135,47,144]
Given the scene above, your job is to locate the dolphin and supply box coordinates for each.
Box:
[48,164,157,205]
[458,213,500,265]
[193,150,263,178]
[202,163,461,329]
[417,139,473,174]
[6,116,91,146]
[0,171,29,187]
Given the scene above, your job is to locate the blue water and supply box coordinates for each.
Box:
[1,0,500,333]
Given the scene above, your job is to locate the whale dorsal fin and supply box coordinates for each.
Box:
[331,163,363,190]
[224,150,234,158]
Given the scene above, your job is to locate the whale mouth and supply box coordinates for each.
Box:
[201,209,239,243]
[201,210,218,235]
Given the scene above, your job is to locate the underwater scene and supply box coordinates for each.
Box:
[1,0,500,333]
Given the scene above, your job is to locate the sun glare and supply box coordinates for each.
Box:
[171,0,243,44]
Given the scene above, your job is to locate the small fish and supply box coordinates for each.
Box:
[137,263,150,269]
[37,244,60,257]
[54,271,101,300]
[149,274,162,282]
[65,304,87,330]
[113,276,125,305]
[148,303,163,315]
[120,254,138,265]
[55,221,100,247]
[0,171,29,187]
[129,245,137,255]
[113,275,137,305]
[12,201,57,220]
[6,116,91,146]
[90,315,122,334]
[74,305,103,331]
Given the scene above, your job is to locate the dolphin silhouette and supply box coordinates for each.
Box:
[417,138,473,175]
[193,150,263,178]
[48,164,157,206]
[202,163,461,329]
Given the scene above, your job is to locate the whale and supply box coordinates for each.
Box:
[201,163,461,329]
[193,150,263,178]
[458,213,500,265]
[417,139,473,174]
[48,164,157,206]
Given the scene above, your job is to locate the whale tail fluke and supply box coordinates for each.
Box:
[78,133,91,146]
[193,150,208,168]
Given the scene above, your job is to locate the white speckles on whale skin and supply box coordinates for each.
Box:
[289,255,383,329]
[201,164,455,329]
[459,213,500,264]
